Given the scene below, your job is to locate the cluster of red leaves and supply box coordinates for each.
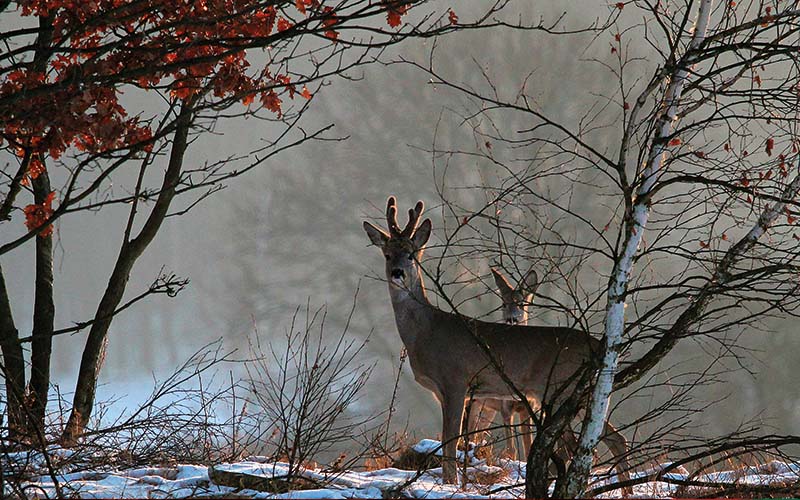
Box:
[3,1,343,161]
[321,5,339,39]
[4,0,355,236]
[385,1,410,28]
[2,69,153,161]
[5,0,428,234]
[23,191,56,237]
[20,155,46,187]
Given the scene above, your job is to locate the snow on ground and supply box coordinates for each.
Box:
[5,440,800,498]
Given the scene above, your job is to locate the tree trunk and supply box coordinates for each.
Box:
[562,2,714,496]
[28,171,55,439]
[0,266,26,441]
[61,100,193,446]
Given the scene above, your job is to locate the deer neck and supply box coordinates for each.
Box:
[387,269,432,349]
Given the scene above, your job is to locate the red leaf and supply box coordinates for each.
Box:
[614,33,621,42]
[295,0,313,14]
[277,17,293,32]
[623,101,630,110]
[260,90,282,117]
[766,137,774,156]
[387,10,402,27]
[26,156,46,182]
[23,191,56,237]
[761,6,773,26]
[668,138,681,146]
[322,6,339,39]
[699,241,709,248]
[754,74,762,87]
[724,143,730,151]
[275,75,296,98]
[300,85,312,100]
[385,2,409,28]
[693,151,706,159]
[448,9,458,25]
[615,2,625,9]
[721,233,728,241]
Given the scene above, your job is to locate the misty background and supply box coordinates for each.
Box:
[2,2,798,446]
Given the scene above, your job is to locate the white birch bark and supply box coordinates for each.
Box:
[563,1,715,496]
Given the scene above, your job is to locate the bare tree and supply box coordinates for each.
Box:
[392,0,800,496]
[245,299,377,482]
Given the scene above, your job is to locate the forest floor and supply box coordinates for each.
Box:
[6,438,800,498]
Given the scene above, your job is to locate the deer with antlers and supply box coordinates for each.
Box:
[363,196,630,486]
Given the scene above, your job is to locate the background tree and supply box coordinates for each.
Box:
[395,0,800,495]
[0,0,506,446]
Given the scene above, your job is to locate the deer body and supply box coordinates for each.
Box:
[364,197,628,486]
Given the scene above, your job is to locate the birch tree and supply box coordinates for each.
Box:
[563,1,714,495]
[403,0,800,496]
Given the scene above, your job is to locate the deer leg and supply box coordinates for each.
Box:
[550,423,579,475]
[559,424,579,456]
[466,399,497,444]
[440,388,467,484]
[499,401,517,459]
[519,411,533,462]
[602,421,632,496]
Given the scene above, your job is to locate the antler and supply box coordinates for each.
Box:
[386,196,402,236]
[401,201,424,237]
[385,197,424,238]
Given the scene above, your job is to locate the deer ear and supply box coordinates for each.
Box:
[363,221,389,247]
[491,268,514,299]
[412,218,431,249]
[519,269,539,294]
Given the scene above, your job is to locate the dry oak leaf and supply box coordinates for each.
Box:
[24,191,56,237]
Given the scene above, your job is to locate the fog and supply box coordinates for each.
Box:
[3,2,800,447]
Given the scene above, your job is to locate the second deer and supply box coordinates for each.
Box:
[467,268,538,460]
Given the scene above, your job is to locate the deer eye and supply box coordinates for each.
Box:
[407,254,414,261]
[384,254,390,261]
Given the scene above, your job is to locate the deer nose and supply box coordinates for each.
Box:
[391,269,405,280]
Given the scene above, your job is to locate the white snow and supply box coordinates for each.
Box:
[5,439,799,498]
